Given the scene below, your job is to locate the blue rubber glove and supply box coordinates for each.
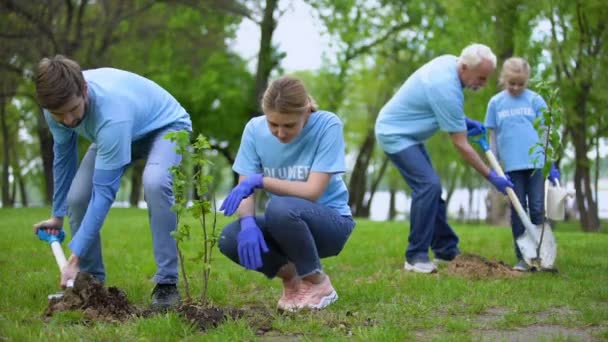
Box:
[237,216,269,270]
[465,117,484,137]
[548,164,560,186]
[220,174,264,216]
[487,170,514,195]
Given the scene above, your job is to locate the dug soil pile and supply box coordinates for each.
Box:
[44,273,274,331]
[446,253,523,279]
[45,272,137,321]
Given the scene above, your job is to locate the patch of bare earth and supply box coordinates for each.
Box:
[44,272,275,331]
[177,303,274,332]
[446,253,523,278]
[45,272,137,322]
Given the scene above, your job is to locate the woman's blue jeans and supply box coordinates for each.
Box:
[218,196,355,278]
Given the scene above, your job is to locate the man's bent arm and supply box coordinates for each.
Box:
[68,167,124,257]
[450,131,491,177]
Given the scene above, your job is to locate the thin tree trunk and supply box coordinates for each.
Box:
[348,130,376,217]
[388,186,397,221]
[129,160,144,207]
[1,96,10,207]
[252,0,279,114]
[36,107,54,204]
[362,156,389,217]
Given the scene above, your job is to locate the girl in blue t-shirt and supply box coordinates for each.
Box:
[218,76,355,312]
[485,57,560,271]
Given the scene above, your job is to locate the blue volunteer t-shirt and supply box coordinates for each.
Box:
[233,111,351,216]
[485,89,547,172]
[375,55,467,154]
[44,68,192,256]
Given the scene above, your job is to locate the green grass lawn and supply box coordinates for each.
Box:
[1,207,607,341]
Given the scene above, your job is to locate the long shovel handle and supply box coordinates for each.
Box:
[483,150,536,230]
[467,131,537,231]
[49,241,74,288]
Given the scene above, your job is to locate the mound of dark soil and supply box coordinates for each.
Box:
[45,272,138,321]
[446,253,523,279]
[177,303,274,332]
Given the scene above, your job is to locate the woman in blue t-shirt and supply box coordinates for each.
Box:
[485,57,560,271]
[218,76,355,312]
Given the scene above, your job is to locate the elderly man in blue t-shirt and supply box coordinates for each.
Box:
[375,44,513,273]
[32,55,191,308]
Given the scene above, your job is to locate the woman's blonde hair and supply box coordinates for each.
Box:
[35,55,86,110]
[262,75,317,115]
[499,57,530,87]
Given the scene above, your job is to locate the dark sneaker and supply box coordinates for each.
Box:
[151,284,181,309]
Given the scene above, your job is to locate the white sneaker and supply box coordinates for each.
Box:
[404,261,438,273]
[513,260,530,272]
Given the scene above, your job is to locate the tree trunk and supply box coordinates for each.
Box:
[570,98,599,231]
[36,107,54,204]
[1,96,10,207]
[18,171,27,207]
[362,156,389,217]
[129,160,144,207]
[388,186,397,221]
[348,129,376,217]
[252,0,279,115]
[486,190,510,225]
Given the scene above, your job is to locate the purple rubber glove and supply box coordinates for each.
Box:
[548,164,560,186]
[220,174,264,216]
[487,170,514,195]
[237,216,269,270]
[465,117,484,136]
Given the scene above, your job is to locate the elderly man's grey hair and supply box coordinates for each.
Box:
[457,43,497,69]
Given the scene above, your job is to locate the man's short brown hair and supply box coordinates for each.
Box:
[35,55,86,110]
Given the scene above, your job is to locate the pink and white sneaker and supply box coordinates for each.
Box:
[293,275,338,311]
[277,279,300,312]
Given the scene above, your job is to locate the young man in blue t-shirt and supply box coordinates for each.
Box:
[32,55,191,309]
[375,44,514,273]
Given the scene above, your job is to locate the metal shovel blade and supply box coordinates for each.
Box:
[516,223,557,269]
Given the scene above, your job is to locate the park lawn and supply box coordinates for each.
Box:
[1,207,607,341]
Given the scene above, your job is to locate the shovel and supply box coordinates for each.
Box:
[468,130,557,270]
[37,228,74,299]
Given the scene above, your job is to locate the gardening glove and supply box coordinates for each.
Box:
[220,174,264,216]
[237,216,269,270]
[487,170,514,195]
[548,163,561,186]
[465,117,485,137]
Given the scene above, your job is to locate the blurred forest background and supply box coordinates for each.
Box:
[1,0,606,231]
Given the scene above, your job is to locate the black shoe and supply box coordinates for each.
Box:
[151,284,181,309]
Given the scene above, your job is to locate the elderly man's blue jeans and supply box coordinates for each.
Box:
[387,144,460,263]
[506,169,545,261]
[218,196,355,278]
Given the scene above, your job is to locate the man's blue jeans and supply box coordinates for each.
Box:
[387,144,460,263]
[506,169,545,261]
[218,196,355,278]
[66,125,186,284]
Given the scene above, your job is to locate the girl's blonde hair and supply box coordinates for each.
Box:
[262,76,317,115]
[499,57,530,87]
